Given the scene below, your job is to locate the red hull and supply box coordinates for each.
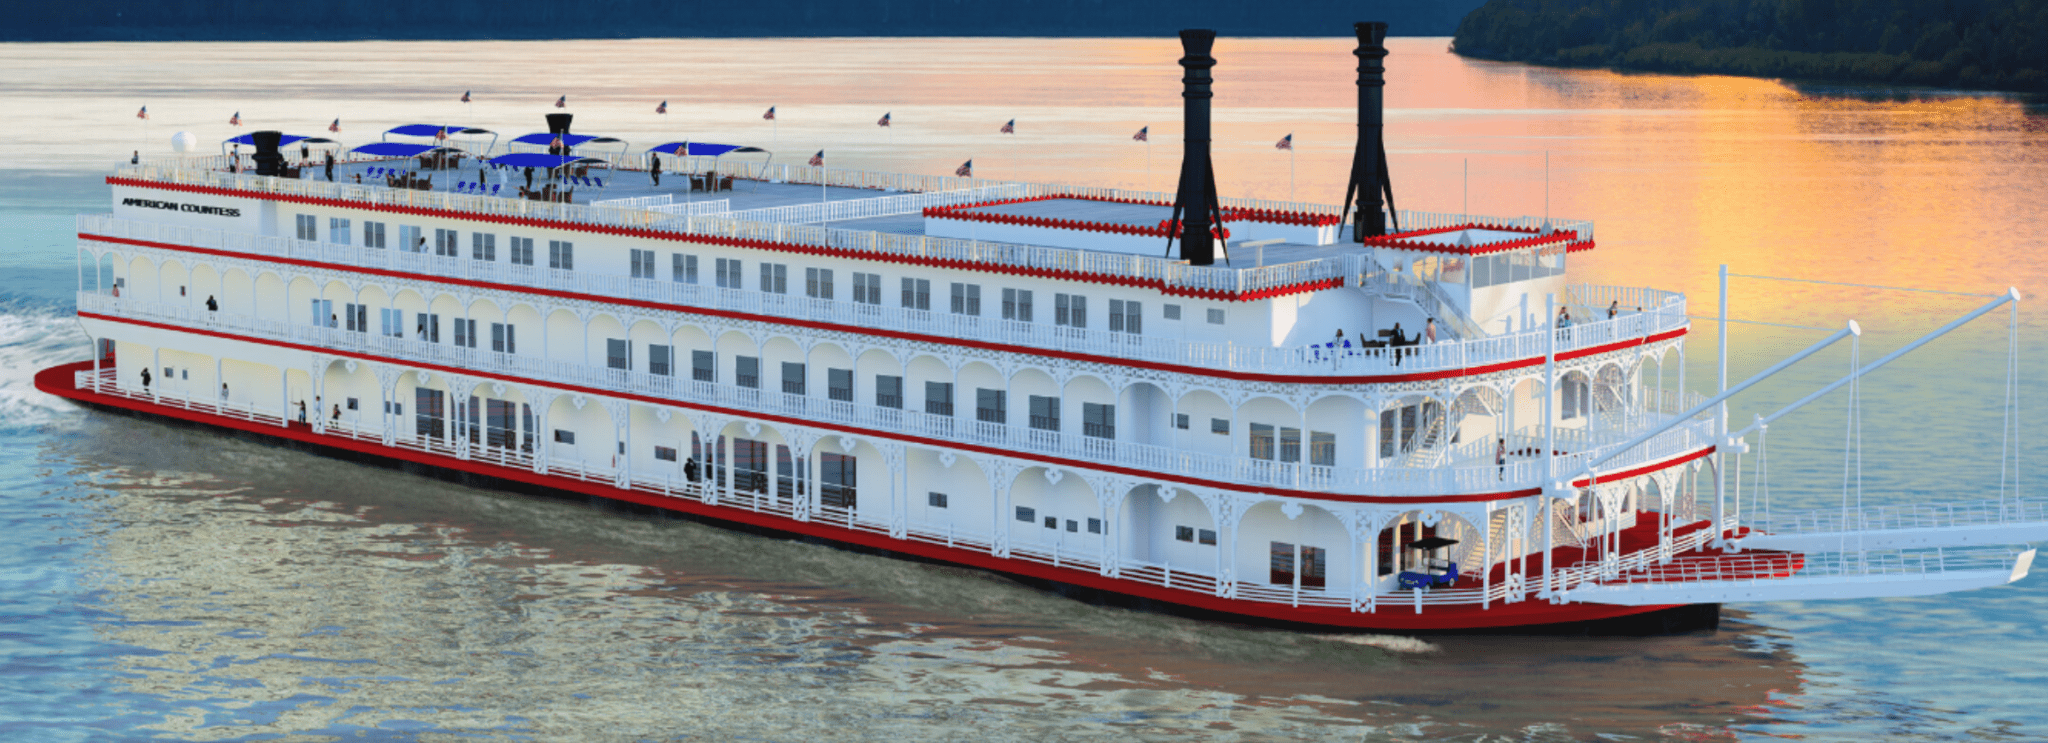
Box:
[37,359,1695,631]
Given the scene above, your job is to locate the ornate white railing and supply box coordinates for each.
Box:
[81,215,1686,380]
[721,184,1026,225]
[78,290,1718,498]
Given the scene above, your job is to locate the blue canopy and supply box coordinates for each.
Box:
[351,142,454,158]
[386,124,490,138]
[646,142,767,157]
[511,132,619,147]
[486,153,608,169]
[222,133,335,146]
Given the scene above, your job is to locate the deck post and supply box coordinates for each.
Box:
[1714,264,1728,547]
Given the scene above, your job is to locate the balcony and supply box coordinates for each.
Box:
[80,213,1687,379]
[78,291,1717,499]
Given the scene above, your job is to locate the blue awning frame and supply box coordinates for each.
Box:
[641,140,773,191]
[383,124,498,155]
[508,132,631,167]
[218,133,343,161]
[350,142,466,158]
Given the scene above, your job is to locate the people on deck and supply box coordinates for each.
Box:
[140,367,151,391]
[131,150,139,165]
[325,152,336,181]
[221,383,228,400]
[297,400,307,423]
[650,152,661,186]
[1608,300,1619,319]
[1496,438,1507,480]
[332,404,342,422]
[205,295,218,312]
[1425,318,1437,343]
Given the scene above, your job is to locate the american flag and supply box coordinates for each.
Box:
[763,106,776,120]
[229,111,241,126]
[460,90,471,103]
[329,118,340,133]
[877,112,891,127]
[656,100,667,114]
[808,150,824,167]
[955,160,973,177]
[550,135,563,150]
[1275,133,1293,150]
[435,127,448,141]
[1132,126,1148,142]
[1000,119,1014,134]
[136,105,148,120]
[555,95,566,109]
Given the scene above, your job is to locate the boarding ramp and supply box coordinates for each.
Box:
[1734,498,2048,552]
[1564,545,2034,605]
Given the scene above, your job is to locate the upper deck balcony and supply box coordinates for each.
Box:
[105,160,1678,380]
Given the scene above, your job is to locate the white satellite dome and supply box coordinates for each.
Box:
[170,131,197,153]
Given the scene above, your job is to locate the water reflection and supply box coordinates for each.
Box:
[64,416,1803,740]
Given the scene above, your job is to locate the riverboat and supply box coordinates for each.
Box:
[39,25,2044,631]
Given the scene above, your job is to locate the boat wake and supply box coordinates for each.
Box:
[0,298,89,432]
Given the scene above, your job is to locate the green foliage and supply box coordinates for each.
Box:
[1453,0,2048,93]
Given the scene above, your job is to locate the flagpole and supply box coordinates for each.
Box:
[1289,145,1296,203]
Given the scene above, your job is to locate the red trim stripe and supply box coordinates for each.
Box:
[82,232,1685,385]
[78,312,1713,504]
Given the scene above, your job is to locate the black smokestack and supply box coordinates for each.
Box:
[546,113,573,155]
[249,130,284,177]
[1168,29,1226,267]
[1342,21,1400,240]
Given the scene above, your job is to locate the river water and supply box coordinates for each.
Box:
[1,37,2045,741]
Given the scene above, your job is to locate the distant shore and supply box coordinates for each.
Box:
[1452,0,2047,95]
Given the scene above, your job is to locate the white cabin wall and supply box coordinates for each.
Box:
[1275,290,1374,347]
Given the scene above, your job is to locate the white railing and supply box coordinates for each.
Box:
[1590,545,2026,587]
[1751,499,2048,537]
[80,290,1720,498]
[722,184,1026,225]
[82,215,1688,381]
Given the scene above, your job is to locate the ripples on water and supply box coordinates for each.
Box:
[0,36,2044,741]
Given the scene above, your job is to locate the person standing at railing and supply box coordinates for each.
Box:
[131,150,139,165]
[649,151,661,187]
[1608,300,1618,320]
[297,400,307,423]
[1497,438,1507,481]
[325,151,336,182]
[140,367,151,393]
[1425,318,1437,344]
[332,404,342,423]
[205,295,218,313]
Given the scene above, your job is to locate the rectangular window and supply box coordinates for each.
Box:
[1175,413,1190,430]
[975,388,1006,424]
[1212,417,1230,435]
[1310,431,1336,467]
[415,312,440,343]
[346,397,359,411]
[901,278,931,310]
[398,225,423,252]
[1175,525,1194,542]
[820,453,857,509]
[1029,395,1060,432]
[454,318,478,348]
[1054,293,1087,328]
[717,258,744,289]
[806,268,834,299]
[1199,529,1217,545]
[655,446,678,462]
[630,249,657,279]
[1065,519,1079,533]
[363,221,386,249]
[852,272,882,305]
[673,253,698,284]
[950,283,981,315]
[554,429,576,445]
[414,388,445,439]
[1045,517,1058,530]
[1016,506,1036,523]
[1207,308,1226,325]
[1380,409,1398,459]
[547,240,574,270]
[1279,427,1302,463]
[735,356,760,389]
[342,302,367,333]
[1087,518,1103,534]
[509,236,534,266]
[1082,402,1114,439]
[329,217,351,245]
[435,228,459,257]
[1002,288,1033,322]
[876,375,903,409]
[828,368,854,402]
[781,362,805,395]
[759,263,788,294]
[927,492,948,508]
[1250,423,1276,460]
[490,322,515,353]
[295,214,316,241]
[1164,303,1181,321]
[1109,299,1142,334]
[380,308,399,338]
[649,344,672,376]
[692,350,716,382]
[606,339,630,370]
[472,232,496,261]
[924,381,953,417]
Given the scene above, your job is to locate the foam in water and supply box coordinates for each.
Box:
[0,300,89,431]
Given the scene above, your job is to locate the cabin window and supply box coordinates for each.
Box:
[901,278,931,311]
[828,368,854,402]
[472,232,496,261]
[379,308,403,338]
[950,283,981,315]
[486,399,517,449]
[1310,431,1336,467]
[1380,409,1398,459]
[1082,403,1114,439]
[1054,293,1087,328]
[328,217,351,245]
[1028,395,1060,432]
[648,344,672,376]
[735,356,760,389]
[924,382,953,417]
[606,339,630,370]
[759,263,788,294]
[806,267,833,299]
[975,388,1006,424]
[553,429,575,445]
[673,253,698,284]
[1108,299,1141,334]
[781,362,805,395]
[716,258,744,289]
[414,313,440,343]
[399,225,423,252]
[821,453,857,509]
[345,397,358,411]
[1211,417,1229,435]
[630,249,656,279]
[927,492,948,508]
[1087,518,1103,534]
[453,318,478,349]
[547,240,574,270]
[692,350,715,382]
[343,303,367,333]
[1002,288,1033,322]
[295,214,317,241]
[1199,529,1216,545]
[362,221,386,249]
[1207,308,1225,325]
[1175,525,1194,542]
[490,322,515,353]
[852,272,882,305]
[435,228,459,257]
[655,446,678,462]
[415,388,446,439]
[875,375,903,409]
[1269,542,1327,588]
[509,236,534,266]
[1175,413,1190,430]
[1016,506,1036,523]
[1163,303,1181,320]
